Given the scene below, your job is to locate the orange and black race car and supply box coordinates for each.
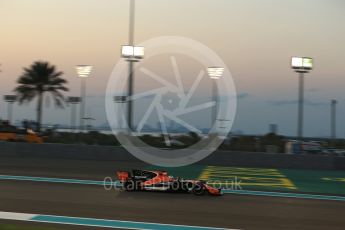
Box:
[0,123,44,144]
[116,169,222,196]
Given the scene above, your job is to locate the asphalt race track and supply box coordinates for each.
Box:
[1,157,345,230]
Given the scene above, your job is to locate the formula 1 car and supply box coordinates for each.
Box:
[116,169,222,196]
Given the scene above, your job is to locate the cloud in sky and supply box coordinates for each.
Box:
[268,99,329,107]
[306,88,320,93]
[237,92,251,100]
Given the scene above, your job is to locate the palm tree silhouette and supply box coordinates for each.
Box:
[14,61,68,131]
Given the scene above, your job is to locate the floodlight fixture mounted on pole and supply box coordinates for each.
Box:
[207,67,224,80]
[121,45,144,61]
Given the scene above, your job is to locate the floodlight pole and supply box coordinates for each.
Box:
[76,65,92,133]
[69,99,81,133]
[128,60,134,132]
[114,96,126,132]
[4,95,16,124]
[207,67,224,132]
[7,101,14,124]
[292,57,312,143]
[71,103,76,132]
[331,99,337,142]
[127,0,135,132]
[297,72,304,140]
[80,78,86,132]
[129,0,135,46]
[212,80,217,126]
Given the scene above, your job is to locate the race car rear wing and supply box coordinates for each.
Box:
[116,171,130,182]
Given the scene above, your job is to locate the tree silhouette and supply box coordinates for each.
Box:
[14,61,68,131]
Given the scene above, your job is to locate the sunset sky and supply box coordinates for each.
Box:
[0,0,345,137]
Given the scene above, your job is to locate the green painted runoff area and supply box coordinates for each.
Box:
[146,165,345,195]
[0,225,57,230]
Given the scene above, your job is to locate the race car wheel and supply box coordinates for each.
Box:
[192,183,206,195]
[124,180,137,191]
